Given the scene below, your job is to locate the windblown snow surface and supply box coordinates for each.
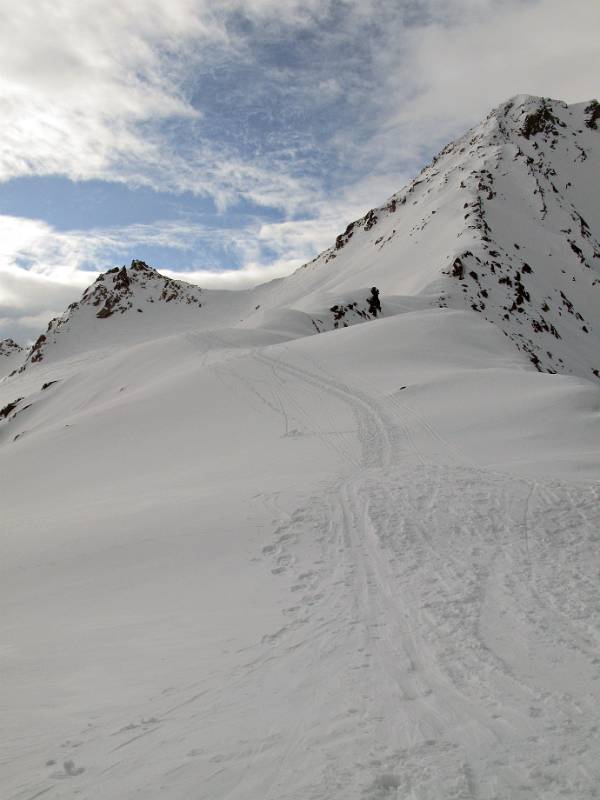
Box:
[2,95,600,799]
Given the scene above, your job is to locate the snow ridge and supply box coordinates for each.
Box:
[288,95,600,381]
[8,94,600,384]
[440,95,600,378]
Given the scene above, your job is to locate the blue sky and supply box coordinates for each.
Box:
[0,0,599,341]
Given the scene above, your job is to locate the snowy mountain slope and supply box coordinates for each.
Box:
[10,95,600,379]
[2,95,600,800]
[0,338,25,378]
[259,95,600,381]
[15,259,263,369]
[2,309,600,800]
[11,268,385,376]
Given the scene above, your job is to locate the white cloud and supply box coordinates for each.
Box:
[0,2,205,180]
[0,1,347,214]
[2,1,597,208]
[363,0,600,171]
[0,171,401,339]
[0,212,317,340]
[0,267,87,344]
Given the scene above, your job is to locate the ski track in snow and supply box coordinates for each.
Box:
[8,346,600,800]
[4,95,600,799]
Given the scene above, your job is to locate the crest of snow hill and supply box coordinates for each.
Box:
[4,95,600,382]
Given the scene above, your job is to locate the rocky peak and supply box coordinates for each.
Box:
[21,260,205,368]
[294,94,600,382]
[0,338,26,379]
[80,259,203,320]
[0,338,24,358]
[438,95,600,378]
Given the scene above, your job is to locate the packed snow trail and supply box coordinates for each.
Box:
[4,331,600,800]
[246,350,600,798]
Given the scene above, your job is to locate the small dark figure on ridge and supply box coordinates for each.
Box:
[368,286,382,317]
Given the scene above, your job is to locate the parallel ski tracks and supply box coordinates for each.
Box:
[14,343,600,800]
[246,346,600,797]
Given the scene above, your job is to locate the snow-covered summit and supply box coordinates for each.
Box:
[13,95,600,383]
[19,260,209,368]
[273,94,600,381]
[82,259,203,319]
[1,337,23,357]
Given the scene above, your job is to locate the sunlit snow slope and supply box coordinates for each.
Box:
[2,95,600,800]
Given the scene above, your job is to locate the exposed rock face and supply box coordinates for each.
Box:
[83,260,202,320]
[436,96,600,378]
[20,260,204,368]
[0,339,25,360]
[0,338,26,378]
[312,301,371,333]
[304,94,600,381]
[0,396,23,419]
[0,338,23,358]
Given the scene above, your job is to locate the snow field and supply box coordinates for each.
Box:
[2,309,600,798]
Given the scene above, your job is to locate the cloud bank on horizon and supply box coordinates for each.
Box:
[0,0,599,341]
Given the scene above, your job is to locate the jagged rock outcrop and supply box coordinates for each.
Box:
[20,260,205,368]
[436,96,600,378]
[0,338,23,359]
[0,338,26,378]
[82,260,202,320]
[288,94,600,382]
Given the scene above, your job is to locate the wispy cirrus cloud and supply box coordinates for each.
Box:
[0,3,201,179]
[2,0,598,199]
[0,1,353,212]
